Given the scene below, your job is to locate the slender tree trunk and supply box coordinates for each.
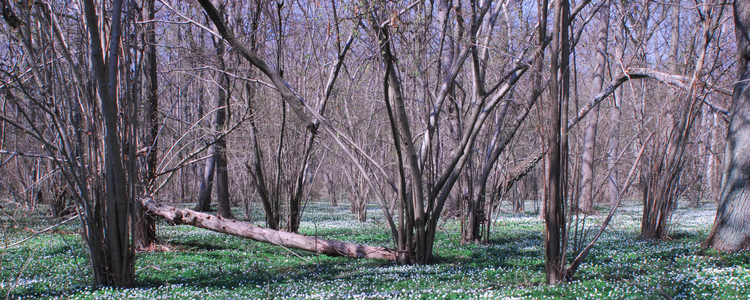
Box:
[136,0,157,249]
[288,3,351,233]
[375,23,427,263]
[607,0,631,209]
[703,0,750,251]
[214,24,232,219]
[701,109,720,204]
[578,1,609,213]
[707,112,720,204]
[327,172,338,206]
[242,1,278,229]
[196,146,215,212]
[607,96,621,208]
[245,83,278,228]
[545,0,567,284]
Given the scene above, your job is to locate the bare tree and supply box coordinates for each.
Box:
[642,0,725,240]
[0,0,139,286]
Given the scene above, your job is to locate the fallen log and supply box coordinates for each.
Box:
[140,197,397,260]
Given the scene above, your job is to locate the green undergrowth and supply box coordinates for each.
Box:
[1,199,748,299]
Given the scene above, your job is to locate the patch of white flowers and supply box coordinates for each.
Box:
[3,201,749,299]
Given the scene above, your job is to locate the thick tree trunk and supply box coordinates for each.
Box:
[703,0,750,251]
[215,138,231,218]
[141,198,396,260]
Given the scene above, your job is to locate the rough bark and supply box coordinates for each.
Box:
[703,0,750,251]
[141,198,396,260]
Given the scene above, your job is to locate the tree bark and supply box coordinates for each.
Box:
[703,0,750,251]
[545,0,566,284]
[141,197,396,260]
[82,0,133,287]
[214,25,232,219]
[196,146,215,212]
[136,0,158,249]
[578,0,609,213]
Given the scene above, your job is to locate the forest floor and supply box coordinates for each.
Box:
[1,197,749,299]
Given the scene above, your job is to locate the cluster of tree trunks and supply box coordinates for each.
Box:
[2,0,750,289]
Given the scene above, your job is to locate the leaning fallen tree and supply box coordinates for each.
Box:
[140,198,397,260]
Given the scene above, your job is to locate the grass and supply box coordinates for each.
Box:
[1,198,748,299]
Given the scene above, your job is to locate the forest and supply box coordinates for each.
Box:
[1,0,750,298]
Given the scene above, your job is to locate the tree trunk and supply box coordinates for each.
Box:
[375,23,427,264]
[196,146,215,212]
[141,197,396,260]
[703,0,750,251]
[327,172,338,206]
[545,0,567,284]
[214,25,232,219]
[578,0,609,213]
[82,0,134,287]
[136,0,158,249]
[708,112,720,204]
[607,99,621,208]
